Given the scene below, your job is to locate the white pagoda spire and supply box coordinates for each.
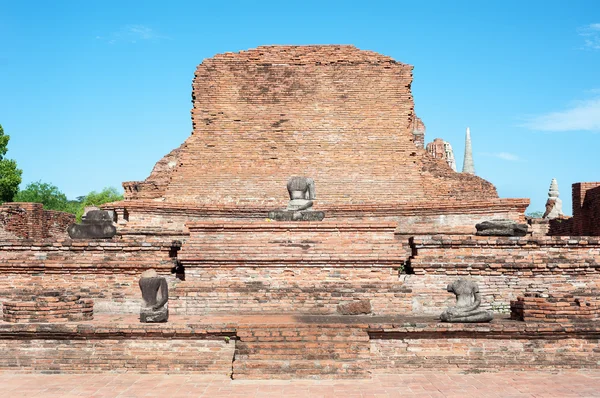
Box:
[462,127,475,175]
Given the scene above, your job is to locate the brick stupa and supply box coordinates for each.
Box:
[107,46,528,234]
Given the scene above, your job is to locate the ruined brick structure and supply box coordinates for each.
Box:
[1,46,598,378]
[113,45,528,234]
[541,182,600,236]
[571,182,600,236]
[0,202,74,240]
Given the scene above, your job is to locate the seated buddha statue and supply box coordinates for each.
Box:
[139,269,169,323]
[440,278,493,323]
[268,177,324,221]
[286,176,316,211]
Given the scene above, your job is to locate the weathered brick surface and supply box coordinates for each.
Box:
[122,146,182,200]
[101,47,532,236]
[181,221,406,264]
[369,320,600,370]
[126,46,498,207]
[235,325,370,379]
[170,220,410,315]
[406,235,600,314]
[3,292,93,323]
[0,339,233,373]
[111,45,526,236]
[1,315,598,375]
[572,183,600,236]
[371,338,600,370]
[0,317,236,374]
[0,239,175,314]
[171,267,411,315]
[108,198,529,236]
[0,203,74,240]
[511,293,600,322]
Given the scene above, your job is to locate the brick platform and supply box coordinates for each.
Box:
[1,314,599,378]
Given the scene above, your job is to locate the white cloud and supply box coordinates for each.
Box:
[96,25,166,44]
[127,25,160,40]
[578,23,600,50]
[520,98,600,132]
[480,152,520,161]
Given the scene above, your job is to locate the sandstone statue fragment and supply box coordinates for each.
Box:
[268,176,325,221]
[475,219,528,237]
[139,269,169,323]
[67,209,117,239]
[440,278,493,323]
[543,178,563,219]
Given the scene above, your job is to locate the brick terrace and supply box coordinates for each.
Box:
[1,314,599,378]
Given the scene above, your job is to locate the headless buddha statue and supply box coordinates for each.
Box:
[440,278,493,323]
[139,269,169,323]
[286,176,316,211]
[268,177,324,221]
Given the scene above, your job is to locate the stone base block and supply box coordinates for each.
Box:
[267,210,325,221]
[140,307,168,323]
[67,222,117,239]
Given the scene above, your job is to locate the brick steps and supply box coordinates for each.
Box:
[233,325,370,379]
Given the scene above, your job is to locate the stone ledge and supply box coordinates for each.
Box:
[1,314,599,340]
[412,235,600,247]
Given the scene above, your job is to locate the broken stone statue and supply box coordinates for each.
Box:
[67,209,117,239]
[475,219,528,237]
[139,269,169,323]
[440,278,493,323]
[268,176,325,221]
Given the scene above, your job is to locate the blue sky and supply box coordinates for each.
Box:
[1,0,598,214]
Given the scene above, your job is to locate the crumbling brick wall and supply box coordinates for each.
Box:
[406,235,600,314]
[124,46,498,206]
[0,202,74,240]
[0,239,175,314]
[549,182,600,236]
[572,183,600,236]
[123,146,182,200]
[175,220,411,315]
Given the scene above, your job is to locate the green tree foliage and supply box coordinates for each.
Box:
[14,181,70,211]
[75,187,123,220]
[526,210,544,218]
[13,183,123,220]
[0,124,23,203]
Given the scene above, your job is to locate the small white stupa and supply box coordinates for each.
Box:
[542,178,563,219]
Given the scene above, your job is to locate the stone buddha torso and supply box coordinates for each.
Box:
[440,278,493,323]
[139,269,169,323]
[286,177,315,211]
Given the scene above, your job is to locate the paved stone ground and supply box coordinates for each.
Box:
[0,370,599,397]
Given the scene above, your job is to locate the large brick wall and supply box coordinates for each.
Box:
[406,235,600,314]
[109,198,529,236]
[0,239,175,314]
[0,320,235,374]
[123,45,498,206]
[173,220,410,315]
[3,232,599,317]
[572,182,600,236]
[0,203,74,240]
[1,317,598,375]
